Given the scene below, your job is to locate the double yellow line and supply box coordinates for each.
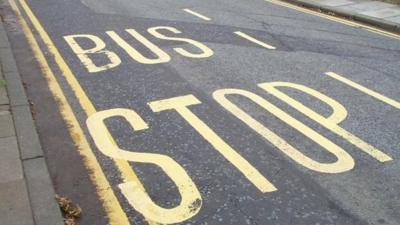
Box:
[8,0,152,224]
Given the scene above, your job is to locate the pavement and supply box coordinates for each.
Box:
[285,0,400,32]
[0,0,399,224]
[0,15,64,225]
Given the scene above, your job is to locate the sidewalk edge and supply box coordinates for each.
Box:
[280,0,400,33]
[0,16,64,225]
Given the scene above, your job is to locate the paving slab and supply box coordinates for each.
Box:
[0,78,8,105]
[0,47,19,73]
[321,0,355,7]
[2,70,29,106]
[360,7,400,18]
[386,15,400,23]
[287,0,400,32]
[0,180,34,225]
[0,136,24,183]
[0,108,15,137]
[334,1,397,14]
[350,1,394,10]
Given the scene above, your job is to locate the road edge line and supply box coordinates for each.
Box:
[13,0,162,224]
[7,0,132,224]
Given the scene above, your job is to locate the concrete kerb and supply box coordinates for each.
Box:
[0,22,9,48]
[281,0,400,33]
[13,104,44,159]
[0,16,64,225]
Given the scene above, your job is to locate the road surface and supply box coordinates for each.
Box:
[3,0,400,224]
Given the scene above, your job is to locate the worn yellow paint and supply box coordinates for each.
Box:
[107,29,171,64]
[87,108,202,224]
[148,26,214,58]
[14,0,169,224]
[183,8,211,21]
[64,34,121,73]
[326,72,400,110]
[213,88,355,173]
[8,0,131,224]
[234,31,276,50]
[259,82,393,162]
[148,95,277,193]
[264,0,400,40]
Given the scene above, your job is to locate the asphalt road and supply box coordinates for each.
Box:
[3,0,400,224]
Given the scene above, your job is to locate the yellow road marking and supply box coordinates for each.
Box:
[148,26,214,58]
[264,0,400,40]
[183,8,211,21]
[87,108,202,224]
[64,34,122,73]
[8,0,130,224]
[148,95,277,193]
[259,82,392,162]
[107,29,171,64]
[326,72,400,109]
[234,31,276,50]
[213,88,355,173]
[13,0,160,224]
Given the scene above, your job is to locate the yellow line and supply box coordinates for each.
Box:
[13,0,159,224]
[183,8,211,21]
[8,0,131,224]
[234,31,276,49]
[264,0,400,40]
[326,72,400,109]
